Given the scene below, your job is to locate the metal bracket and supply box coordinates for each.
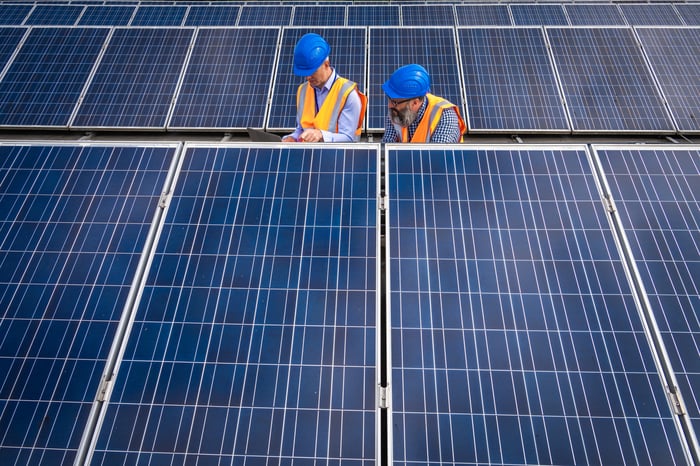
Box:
[666,385,687,416]
[96,377,113,402]
[378,196,387,211]
[159,191,170,209]
[603,194,616,213]
[378,386,389,409]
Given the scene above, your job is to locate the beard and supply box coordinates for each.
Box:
[390,105,418,127]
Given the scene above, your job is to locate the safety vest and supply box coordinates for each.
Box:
[397,93,466,143]
[297,77,367,137]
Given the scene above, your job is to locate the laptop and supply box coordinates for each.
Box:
[247,127,282,142]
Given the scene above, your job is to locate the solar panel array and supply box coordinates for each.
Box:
[0,1,700,134]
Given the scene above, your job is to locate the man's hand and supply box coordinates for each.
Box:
[299,129,324,142]
[282,136,297,142]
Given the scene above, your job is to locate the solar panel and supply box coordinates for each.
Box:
[90,144,379,466]
[130,5,187,26]
[24,5,84,26]
[71,27,193,130]
[510,4,569,26]
[238,5,292,26]
[0,142,178,466]
[401,4,456,26]
[267,27,367,132]
[635,27,700,133]
[0,27,26,69]
[455,5,512,26]
[168,27,279,131]
[593,144,700,446]
[347,5,399,26]
[184,5,240,26]
[292,5,346,26]
[386,144,690,466]
[457,27,569,132]
[77,5,135,26]
[564,4,627,26]
[0,4,32,25]
[546,27,674,133]
[368,27,464,132]
[0,27,109,128]
[620,4,683,26]
[675,4,700,25]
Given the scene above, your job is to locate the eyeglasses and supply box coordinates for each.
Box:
[388,97,413,107]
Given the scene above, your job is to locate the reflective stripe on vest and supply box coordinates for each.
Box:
[297,77,364,136]
[399,94,466,143]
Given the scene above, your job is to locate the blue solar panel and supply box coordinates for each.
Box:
[620,4,683,26]
[24,5,84,26]
[293,5,346,26]
[511,4,569,25]
[0,27,109,128]
[455,5,512,26]
[347,5,399,26]
[130,5,187,26]
[636,27,700,133]
[77,5,135,26]
[169,28,279,130]
[0,4,32,25]
[564,4,627,26]
[387,144,689,466]
[267,27,367,131]
[368,27,464,131]
[90,144,378,466]
[184,5,240,26]
[547,27,675,133]
[594,145,700,443]
[0,142,177,466]
[675,4,700,25]
[238,5,292,26]
[457,27,569,132]
[72,28,193,130]
[0,27,26,68]
[402,4,456,26]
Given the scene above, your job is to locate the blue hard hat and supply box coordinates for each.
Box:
[382,64,431,99]
[293,33,330,77]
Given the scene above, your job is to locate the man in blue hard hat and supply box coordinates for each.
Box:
[282,33,366,143]
[382,64,466,143]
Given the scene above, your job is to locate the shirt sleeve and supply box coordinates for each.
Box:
[319,88,362,143]
[429,107,462,143]
[382,115,399,143]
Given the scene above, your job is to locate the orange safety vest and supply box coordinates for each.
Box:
[398,93,467,143]
[297,76,367,137]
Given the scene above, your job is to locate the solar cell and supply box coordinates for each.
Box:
[0,27,27,69]
[368,27,464,132]
[457,27,569,132]
[24,4,84,26]
[292,5,347,26]
[0,4,32,25]
[594,145,700,442]
[0,142,177,466]
[455,5,512,26]
[169,27,279,130]
[238,5,292,26]
[0,27,109,128]
[546,27,674,133]
[386,144,690,466]
[347,5,399,26]
[90,144,379,466]
[635,27,700,133]
[564,4,627,26]
[620,4,683,26]
[77,5,135,26]
[130,5,187,26]
[675,4,700,25]
[267,27,367,132]
[71,27,193,130]
[510,4,569,26]
[184,5,240,26]
[401,4,456,26]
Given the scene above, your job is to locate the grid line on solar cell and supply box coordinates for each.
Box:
[0,27,109,128]
[564,4,627,26]
[347,5,399,26]
[510,4,569,25]
[0,27,27,72]
[0,4,32,25]
[635,27,700,133]
[267,27,367,131]
[238,5,292,26]
[401,4,456,26]
[90,145,378,465]
[455,5,512,26]
[168,27,279,130]
[130,5,187,26]
[457,27,569,132]
[594,145,700,444]
[368,27,464,131]
[184,5,240,26]
[620,4,684,26]
[77,5,135,26]
[292,5,347,26]
[71,27,193,130]
[546,27,675,133]
[24,4,84,26]
[675,4,700,25]
[0,142,176,466]
[386,144,688,466]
